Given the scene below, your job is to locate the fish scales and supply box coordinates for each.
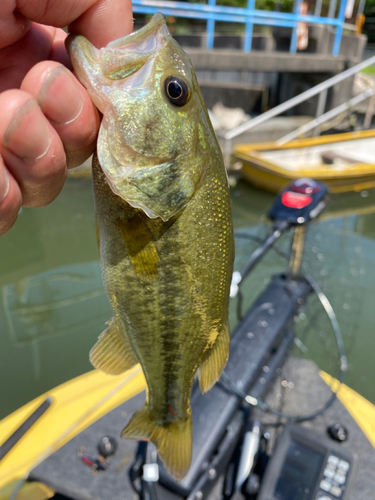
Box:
[67,13,234,480]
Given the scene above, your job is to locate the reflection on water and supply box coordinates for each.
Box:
[3,264,107,382]
[1,177,375,419]
[0,178,109,418]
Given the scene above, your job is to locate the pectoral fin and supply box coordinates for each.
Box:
[90,317,138,375]
[198,322,230,393]
[116,215,160,281]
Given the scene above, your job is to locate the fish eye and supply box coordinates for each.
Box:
[164,76,190,106]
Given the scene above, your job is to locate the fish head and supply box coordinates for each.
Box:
[67,13,216,221]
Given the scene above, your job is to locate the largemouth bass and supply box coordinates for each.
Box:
[67,13,234,480]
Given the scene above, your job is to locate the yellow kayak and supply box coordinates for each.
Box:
[0,365,145,498]
[235,129,375,194]
[1,364,375,499]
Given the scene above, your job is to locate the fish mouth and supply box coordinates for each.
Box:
[107,13,169,50]
[98,13,171,80]
[67,13,172,85]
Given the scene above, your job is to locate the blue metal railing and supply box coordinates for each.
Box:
[133,0,349,55]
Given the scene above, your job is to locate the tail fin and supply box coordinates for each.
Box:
[121,407,192,481]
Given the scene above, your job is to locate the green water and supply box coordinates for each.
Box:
[1,176,375,419]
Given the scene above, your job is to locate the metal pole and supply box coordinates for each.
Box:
[328,0,338,17]
[313,88,328,136]
[244,0,256,52]
[315,0,323,17]
[222,54,375,141]
[358,0,366,16]
[206,0,216,49]
[289,226,306,276]
[276,88,374,145]
[364,93,375,129]
[332,0,349,56]
[290,0,303,53]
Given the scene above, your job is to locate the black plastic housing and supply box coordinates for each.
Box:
[268,180,328,225]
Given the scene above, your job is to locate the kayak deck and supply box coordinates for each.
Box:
[26,357,375,500]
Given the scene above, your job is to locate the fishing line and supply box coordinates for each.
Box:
[222,273,347,422]
[9,365,143,500]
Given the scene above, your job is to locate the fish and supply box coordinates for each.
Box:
[66,13,234,480]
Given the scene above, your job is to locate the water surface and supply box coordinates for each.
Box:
[1,176,375,419]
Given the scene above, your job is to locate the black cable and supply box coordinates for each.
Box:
[304,274,347,377]
[235,222,291,322]
[222,273,347,423]
[234,231,290,261]
[240,221,290,283]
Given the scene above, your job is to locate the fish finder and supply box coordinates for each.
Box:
[257,424,357,500]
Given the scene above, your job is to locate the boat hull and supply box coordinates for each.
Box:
[235,129,375,193]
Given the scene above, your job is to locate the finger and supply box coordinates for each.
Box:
[49,29,73,69]
[15,0,133,48]
[0,90,67,208]
[21,61,100,168]
[68,0,133,48]
[1,0,133,94]
[0,1,31,49]
[0,23,55,92]
[0,155,22,235]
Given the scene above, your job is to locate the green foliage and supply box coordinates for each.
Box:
[215,0,294,12]
[364,0,375,16]
[216,0,247,7]
[361,66,375,75]
[257,0,294,12]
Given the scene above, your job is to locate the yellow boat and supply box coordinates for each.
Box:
[0,366,146,499]
[234,129,375,194]
[1,361,375,499]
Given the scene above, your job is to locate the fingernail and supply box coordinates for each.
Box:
[38,66,83,125]
[0,156,10,203]
[3,99,52,161]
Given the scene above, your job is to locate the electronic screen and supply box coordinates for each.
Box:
[273,439,325,500]
[257,424,357,500]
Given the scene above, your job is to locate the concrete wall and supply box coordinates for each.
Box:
[175,26,366,63]
[174,33,275,52]
[175,27,367,116]
[271,25,367,61]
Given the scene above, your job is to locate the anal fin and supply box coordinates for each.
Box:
[198,322,230,393]
[90,317,138,375]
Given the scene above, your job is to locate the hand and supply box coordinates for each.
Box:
[0,0,133,235]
